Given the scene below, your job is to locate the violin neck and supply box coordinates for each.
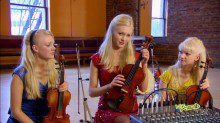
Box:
[124,53,142,85]
[195,68,208,103]
[133,53,142,68]
[199,69,208,85]
[58,67,65,110]
[60,69,64,84]
[58,92,64,110]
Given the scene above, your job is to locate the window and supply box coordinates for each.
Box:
[10,0,48,35]
[151,0,167,37]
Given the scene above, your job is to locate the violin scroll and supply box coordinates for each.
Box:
[199,57,213,69]
[142,36,154,49]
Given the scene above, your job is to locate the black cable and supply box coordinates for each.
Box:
[141,88,179,108]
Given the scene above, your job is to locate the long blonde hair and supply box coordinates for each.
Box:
[169,37,206,85]
[98,14,135,71]
[20,29,58,99]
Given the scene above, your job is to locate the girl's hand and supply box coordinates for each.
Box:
[58,81,68,92]
[200,78,210,89]
[141,47,150,65]
[108,74,125,89]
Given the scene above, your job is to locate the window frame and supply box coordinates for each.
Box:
[151,0,167,37]
[10,0,49,35]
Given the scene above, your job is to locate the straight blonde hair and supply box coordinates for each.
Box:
[20,29,58,99]
[98,14,135,72]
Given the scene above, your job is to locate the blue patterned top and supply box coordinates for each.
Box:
[7,65,49,123]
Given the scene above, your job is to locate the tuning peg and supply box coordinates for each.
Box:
[199,65,204,68]
[201,61,205,64]
[207,57,214,68]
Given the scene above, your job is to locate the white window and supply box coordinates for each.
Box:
[10,0,48,35]
[151,0,167,37]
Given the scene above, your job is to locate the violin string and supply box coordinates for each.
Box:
[124,59,141,86]
[125,65,137,86]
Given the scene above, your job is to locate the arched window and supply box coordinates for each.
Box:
[151,0,167,37]
[10,0,48,35]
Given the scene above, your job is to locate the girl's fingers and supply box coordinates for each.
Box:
[115,77,126,82]
[58,82,68,91]
[200,83,209,90]
[116,74,124,78]
[111,80,124,87]
[114,83,123,87]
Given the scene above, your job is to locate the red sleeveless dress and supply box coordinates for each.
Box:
[91,53,138,123]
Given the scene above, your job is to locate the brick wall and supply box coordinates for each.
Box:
[106,0,140,35]
[158,0,220,67]
[106,0,220,67]
[105,0,220,67]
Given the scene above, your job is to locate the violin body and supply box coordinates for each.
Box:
[44,88,71,123]
[186,85,212,107]
[106,64,145,113]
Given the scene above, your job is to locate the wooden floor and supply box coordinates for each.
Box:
[1,65,220,122]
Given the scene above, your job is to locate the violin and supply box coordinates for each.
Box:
[186,58,213,107]
[106,36,153,113]
[44,55,71,123]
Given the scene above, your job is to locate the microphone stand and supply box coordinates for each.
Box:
[76,43,93,123]
[150,44,157,90]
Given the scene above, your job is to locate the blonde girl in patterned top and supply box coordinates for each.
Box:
[7,29,68,123]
